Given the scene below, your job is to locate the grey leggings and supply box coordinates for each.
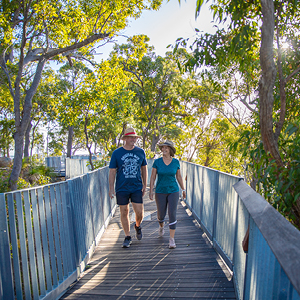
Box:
[155,192,179,230]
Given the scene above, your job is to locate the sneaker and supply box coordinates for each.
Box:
[135,224,142,240]
[122,236,132,248]
[169,237,176,249]
[159,225,164,237]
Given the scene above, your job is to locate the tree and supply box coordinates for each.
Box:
[24,68,60,158]
[188,0,300,226]
[0,0,162,190]
[113,37,203,154]
[56,61,94,157]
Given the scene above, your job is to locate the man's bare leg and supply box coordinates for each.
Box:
[119,204,130,236]
[132,202,144,227]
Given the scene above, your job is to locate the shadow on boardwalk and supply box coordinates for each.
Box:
[61,189,236,300]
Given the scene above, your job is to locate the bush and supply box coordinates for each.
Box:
[0,155,58,193]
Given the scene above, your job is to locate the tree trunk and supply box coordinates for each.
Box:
[117,123,127,147]
[67,125,74,158]
[150,133,160,152]
[84,117,94,170]
[260,0,300,226]
[94,142,97,155]
[9,58,46,190]
[259,0,283,167]
[9,131,24,190]
[23,120,32,158]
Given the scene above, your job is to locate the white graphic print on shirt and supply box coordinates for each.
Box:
[121,153,140,178]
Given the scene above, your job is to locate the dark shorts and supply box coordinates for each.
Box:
[116,190,143,206]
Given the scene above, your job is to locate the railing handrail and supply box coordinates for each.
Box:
[1,159,299,300]
[0,165,115,300]
[178,160,300,300]
[234,180,300,296]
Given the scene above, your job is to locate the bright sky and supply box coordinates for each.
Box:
[97,0,216,59]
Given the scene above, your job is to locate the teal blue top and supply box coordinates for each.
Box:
[153,157,180,193]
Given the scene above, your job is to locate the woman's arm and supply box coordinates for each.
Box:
[176,169,186,199]
[149,168,157,200]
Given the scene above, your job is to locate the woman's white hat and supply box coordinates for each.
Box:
[158,140,176,154]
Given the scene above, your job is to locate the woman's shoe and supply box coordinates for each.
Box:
[169,237,176,249]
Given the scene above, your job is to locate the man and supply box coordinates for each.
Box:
[109,127,148,248]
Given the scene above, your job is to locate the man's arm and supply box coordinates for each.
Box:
[109,168,117,199]
[141,165,148,196]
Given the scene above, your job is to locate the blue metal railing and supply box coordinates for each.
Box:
[46,156,105,179]
[179,160,300,300]
[45,156,93,178]
[1,160,300,300]
[0,166,115,300]
[45,157,66,176]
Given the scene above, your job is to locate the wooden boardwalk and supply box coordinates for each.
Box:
[61,190,236,300]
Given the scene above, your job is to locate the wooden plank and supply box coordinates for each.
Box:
[66,287,236,296]
[60,194,236,300]
[74,278,234,287]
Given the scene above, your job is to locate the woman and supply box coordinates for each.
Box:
[149,140,186,249]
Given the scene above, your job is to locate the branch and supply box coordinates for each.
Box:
[240,94,258,114]
[23,32,110,65]
[23,48,45,65]
[43,20,50,50]
[99,12,113,34]
[214,106,238,128]
[21,57,47,133]
[284,65,300,84]
[0,49,15,98]
[160,97,171,109]
[14,5,30,127]
[61,51,99,67]
[12,4,22,27]
[93,3,105,33]
[123,65,144,88]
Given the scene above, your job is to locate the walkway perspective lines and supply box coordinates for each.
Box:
[60,190,236,299]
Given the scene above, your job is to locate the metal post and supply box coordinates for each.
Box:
[212,171,220,244]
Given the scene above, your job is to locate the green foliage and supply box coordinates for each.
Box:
[0,155,58,192]
[177,0,300,227]
[0,168,10,193]
[0,118,14,156]
[21,156,56,184]
[91,159,108,169]
[0,0,164,189]
[236,116,300,227]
